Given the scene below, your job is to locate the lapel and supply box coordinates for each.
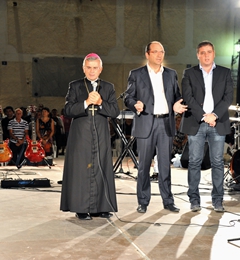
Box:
[193,65,218,92]
[140,66,154,94]
[193,66,205,91]
[162,67,169,95]
[212,66,218,91]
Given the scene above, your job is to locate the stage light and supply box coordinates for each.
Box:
[236,39,240,53]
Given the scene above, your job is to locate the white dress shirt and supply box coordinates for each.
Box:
[201,63,216,114]
[147,64,169,114]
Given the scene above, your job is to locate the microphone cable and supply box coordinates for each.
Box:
[91,79,118,215]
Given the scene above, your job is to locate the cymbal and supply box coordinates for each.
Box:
[229,105,240,111]
[229,117,240,122]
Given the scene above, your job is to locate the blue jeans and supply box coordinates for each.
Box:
[187,123,225,206]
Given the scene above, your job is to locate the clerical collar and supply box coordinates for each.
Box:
[86,77,99,83]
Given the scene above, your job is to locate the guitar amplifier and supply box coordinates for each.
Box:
[1,178,51,188]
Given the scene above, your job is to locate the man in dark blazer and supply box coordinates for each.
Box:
[180,40,233,212]
[124,41,187,213]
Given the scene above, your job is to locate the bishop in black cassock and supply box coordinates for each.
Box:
[60,53,120,220]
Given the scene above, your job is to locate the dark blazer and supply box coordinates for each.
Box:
[180,65,233,136]
[124,65,182,138]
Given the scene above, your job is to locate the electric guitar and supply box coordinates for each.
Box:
[25,105,46,163]
[0,106,13,163]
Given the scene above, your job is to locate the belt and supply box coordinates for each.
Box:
[154,113,169,118]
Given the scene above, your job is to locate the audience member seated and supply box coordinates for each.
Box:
[2,106,15,140]
[51,108,64,157]
[21,106,31,123]
[8,108,29,167]
[36,107,55,165]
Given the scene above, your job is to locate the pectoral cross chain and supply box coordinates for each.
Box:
[89,105,98,116]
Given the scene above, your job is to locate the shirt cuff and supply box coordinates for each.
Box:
[212,113,218,119]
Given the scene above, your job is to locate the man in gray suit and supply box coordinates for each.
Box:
[124,41,187,213]
[180,40,233,212]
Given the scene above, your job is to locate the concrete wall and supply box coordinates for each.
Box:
[0,0,240,112]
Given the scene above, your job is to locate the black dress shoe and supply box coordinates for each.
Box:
[137,205,147,213]
[90,213,100,217]
[164,204,180,212]
[75,213,92,220]
[99,212,113,218]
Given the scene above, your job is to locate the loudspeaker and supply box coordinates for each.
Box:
[181,141,211,170]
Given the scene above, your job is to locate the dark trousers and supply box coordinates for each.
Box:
[9,142,26,166]
[136,118,174,206]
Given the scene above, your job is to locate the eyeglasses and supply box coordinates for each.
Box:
[149,50,165,55]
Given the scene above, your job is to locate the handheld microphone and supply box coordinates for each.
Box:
[92,81,98,92]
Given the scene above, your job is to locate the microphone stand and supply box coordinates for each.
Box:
[117,92,125,101]
[115,92,131,176]
[116,92,125,174]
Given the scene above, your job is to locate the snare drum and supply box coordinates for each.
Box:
[230,150,240,183]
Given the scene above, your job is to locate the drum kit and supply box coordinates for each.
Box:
[227,105,240,244]
[226,104,240,185]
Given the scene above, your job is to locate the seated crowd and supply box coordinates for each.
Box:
[0,104,71,167]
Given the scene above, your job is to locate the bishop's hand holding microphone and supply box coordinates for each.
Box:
[86,81,102,108]
[92,81,97,91]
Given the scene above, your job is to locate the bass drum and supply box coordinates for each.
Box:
[230,150,240,183]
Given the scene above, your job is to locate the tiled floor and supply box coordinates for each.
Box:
[0,157,240,260]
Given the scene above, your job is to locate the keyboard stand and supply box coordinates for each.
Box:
[111,119,138,174]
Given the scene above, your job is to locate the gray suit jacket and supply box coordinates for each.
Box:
[124,65,182,138]
[180,65,233,136]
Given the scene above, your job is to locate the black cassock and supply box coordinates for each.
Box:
[60,78,120,214]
